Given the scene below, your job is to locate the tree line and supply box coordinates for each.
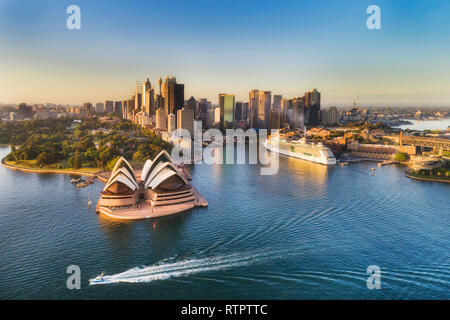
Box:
[1,117,172,170]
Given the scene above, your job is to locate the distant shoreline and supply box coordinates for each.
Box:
[1,157,108,183]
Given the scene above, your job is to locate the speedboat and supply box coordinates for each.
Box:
[89,271,105,285]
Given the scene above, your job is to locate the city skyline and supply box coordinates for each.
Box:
[1,0,450,106]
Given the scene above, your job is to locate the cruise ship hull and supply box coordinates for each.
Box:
[263,141,337,165]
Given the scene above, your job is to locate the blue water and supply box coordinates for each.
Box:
[397,118,450,131]
[0,146,448,299]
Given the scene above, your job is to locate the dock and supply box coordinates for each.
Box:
[378,159,398,167]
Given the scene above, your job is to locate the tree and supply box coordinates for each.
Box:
[395,152,408,162]
[36,152,56,166]
[106,156,121,171]
[73,149,81,169]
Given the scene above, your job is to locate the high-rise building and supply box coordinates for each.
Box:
[206,108,215,129]
[104,101,114,113]
[292,97,305,129]
[142,78,151,107]
[248,89,259,128]
[270,109,281,130]
[177,107,194,136]
[219,94,235,131]
[304,89,321,125]
[321,106,338,126]
[214,107,221,124]
[155,108,167,130]
[95,103,104,113]
[273,95,282,111]
[242,102,249,121]
[82,102,93,116]
[186,96,197,111]
[162,76,184,118]
[281,99,292,126]
[142,78,155,115]
[235,101,244,121]
[114,101,122,113]
[258,91,271,129]
[197,98,211,128]
[168,113,176,133]
[135,81,143,112]
[18,103,33,119]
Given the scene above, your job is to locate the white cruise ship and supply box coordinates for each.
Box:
[263,134,336,165]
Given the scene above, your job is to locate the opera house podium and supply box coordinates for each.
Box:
[97,151,207,220]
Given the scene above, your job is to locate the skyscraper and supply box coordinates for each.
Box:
[292,97,305,129]
[248,89,259,128]
[219,94,235,131]
[273,95,282,111]
[281,98,292,126]
[135,81,142,112]
[95,102,104,113]
[270,109,281,130]
[321,106,338,126]
[258,91,271,129]
[114,101,122,113]
[197,98,211,128]
[177,107,194,136]
[242,102,249,121]
[162,76,184,118]
[168,113,176,133]
[156,108,167,130]
[186,96,197,111]
[304,89,321,125]
[142,78,151,108]
[82,102,93,116]
[104,101,114,113]
[206,108,215,129]
[142,78,155,115]
[235,101,244,121]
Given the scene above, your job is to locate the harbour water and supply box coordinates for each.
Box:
[397,118,450,131]
[0,146,448,299]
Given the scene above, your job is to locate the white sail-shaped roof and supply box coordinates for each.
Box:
[103,157,139,193]
[111,157,137,182]
[106,167,139,190]
[141,159,153,183]
[143,150,173,180]
[104,173,139,192]
[144,161,169,189]
[144,162,187,190]
[148,168,178,190]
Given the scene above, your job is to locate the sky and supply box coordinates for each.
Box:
[1,0,450,107]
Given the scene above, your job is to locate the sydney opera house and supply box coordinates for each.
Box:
[97,150,207,220]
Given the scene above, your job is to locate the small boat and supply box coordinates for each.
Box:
[89,271,105,285]
[76,178,93,188]
[338,162,348,167]
[70,178,81,184]
[371,168,376,172]
[88,192,92,208]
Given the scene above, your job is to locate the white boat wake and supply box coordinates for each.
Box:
[89,250,285,285]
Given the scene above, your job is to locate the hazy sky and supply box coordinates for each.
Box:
[1,0,450,106]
